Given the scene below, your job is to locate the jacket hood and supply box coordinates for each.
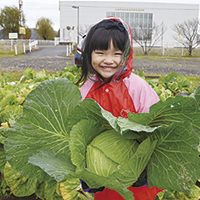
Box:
[83,16,133,81]
[108,16,133,80]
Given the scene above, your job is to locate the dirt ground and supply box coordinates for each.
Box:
[0,55,200,77]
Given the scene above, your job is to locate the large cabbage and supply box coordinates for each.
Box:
[86,130,139,177]
[4,79,200,200]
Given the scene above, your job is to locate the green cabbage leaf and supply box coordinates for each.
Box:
[5,79,81,181]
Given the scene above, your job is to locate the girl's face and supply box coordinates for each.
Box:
[91,40,123,82]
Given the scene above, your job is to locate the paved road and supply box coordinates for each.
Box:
[26,46,67,56]
[0,46,200,77]
[0,46,75,72]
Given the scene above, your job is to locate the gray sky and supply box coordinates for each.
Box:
[0,0,199,31]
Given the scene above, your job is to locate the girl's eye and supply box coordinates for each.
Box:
[95,51,103,55]
[115,52,123,56]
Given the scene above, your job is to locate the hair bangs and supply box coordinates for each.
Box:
[89,27,127,52]
[89,28,110,51]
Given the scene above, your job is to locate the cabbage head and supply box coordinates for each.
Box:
[86,130,139,177]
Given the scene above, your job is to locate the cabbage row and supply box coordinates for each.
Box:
[136,70,194,101]
[2,78,200,200]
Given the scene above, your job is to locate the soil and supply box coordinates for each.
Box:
[132,57,200,77]
[0,55,200,77]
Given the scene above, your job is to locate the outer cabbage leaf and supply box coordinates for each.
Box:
[59,178,81,200]
[66,98,115,133]
[148,122,200,191]
[190,86,200,108]
[28,151,81,195]
[117,117,157,140]
[156,185,200,200]
[29,150,76,182]
[69,119,106,170]
[117,117,157,133]
[128,95,200,137]
[36,180,63,200]
[4,162,40,197]
[60,178,93,200]
[111,137,157,187]
[4,79,82,181]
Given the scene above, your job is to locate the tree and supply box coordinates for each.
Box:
[173,18,200,56]
[131,22,166,55]
[35,17,56,40]
[23,27,32,39]
[78,24,90,38]
[0,6,25,39]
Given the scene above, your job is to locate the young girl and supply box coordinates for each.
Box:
[77,16,163,200]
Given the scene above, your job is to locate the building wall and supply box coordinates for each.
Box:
[59,1,199,47]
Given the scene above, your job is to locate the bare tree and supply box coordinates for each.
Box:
[131,22,166,55]
[173,18,200,56]
[78,24,91,39]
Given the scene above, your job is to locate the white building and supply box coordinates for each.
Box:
[59,1,199,47]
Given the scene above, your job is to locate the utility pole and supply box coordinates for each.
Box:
[161,21,164,56]
[72,6,79,44]
[19,0,23,40]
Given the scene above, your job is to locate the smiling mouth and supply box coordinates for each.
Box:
[101,66,117,70]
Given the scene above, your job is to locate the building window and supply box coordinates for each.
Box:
[106,12,153,40]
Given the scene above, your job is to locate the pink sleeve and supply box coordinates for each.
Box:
[80,79,95,100]
[123,73,160,113]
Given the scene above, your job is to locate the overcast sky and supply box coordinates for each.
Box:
[0,0,199,31]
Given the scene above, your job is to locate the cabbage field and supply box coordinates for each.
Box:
[0,65,200,200]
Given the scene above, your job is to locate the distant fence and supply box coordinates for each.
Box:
[0,38,60,54]
[37,40,55,46]
[0,39,30,54]
[29,40,38,52]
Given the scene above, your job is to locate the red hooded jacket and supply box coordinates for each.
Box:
[80,17,163,200]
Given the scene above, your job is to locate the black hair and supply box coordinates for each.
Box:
[76,19,129,85]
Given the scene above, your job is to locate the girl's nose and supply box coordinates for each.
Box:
[103,56,114,64]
